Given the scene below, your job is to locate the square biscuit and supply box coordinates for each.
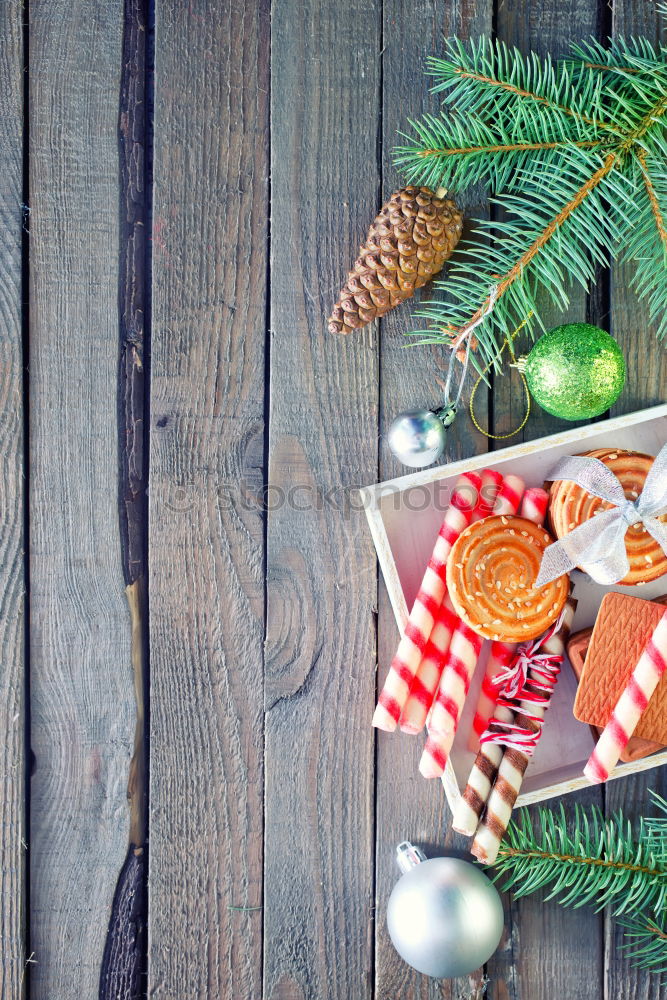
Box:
[567,624,664,762]
[573,592,667,744]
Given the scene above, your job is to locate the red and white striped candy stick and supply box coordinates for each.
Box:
[432,474,526,741]
[398,595,459,734]
[468,487,549,750]
[419,623,484,777]
[471,468,504,522]
[372,471,481,732]
[492,474,526,517]
[418,475,526,777]
[469,641,515,752]
[519,486,549,527]
[584,609,667,783]
[399,469,504,735]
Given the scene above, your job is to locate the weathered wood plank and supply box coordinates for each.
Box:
[147,0,269,996]
[98,5,150,994]
[375,3,491,997]
[264,0,380,996]
[28,3,135,996]
[0,1,25,995]
[606,4,667,999]
[488,2,606,996]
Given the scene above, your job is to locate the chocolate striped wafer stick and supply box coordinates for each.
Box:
[468,488,550,751]
[419,475,526,777]
[399,469,504,734]
[453,645,517,834]
[471,597,576,864]
[373,471,481,732]
[584,609,667,783]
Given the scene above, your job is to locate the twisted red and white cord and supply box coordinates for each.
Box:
[479,615,564,756]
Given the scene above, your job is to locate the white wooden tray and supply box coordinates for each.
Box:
[361,403,667,812]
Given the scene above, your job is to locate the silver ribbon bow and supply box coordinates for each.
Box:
[535,443,667,587]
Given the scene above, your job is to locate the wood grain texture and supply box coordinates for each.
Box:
[28,2,135,996]
[98,3,150,992]
[147,1,269,996]
[265,0,380,996]
[487,2,606,997]
[0,1,25,996]
[375,2,491,998]
[118,0,149,590]
[606,4,667,998]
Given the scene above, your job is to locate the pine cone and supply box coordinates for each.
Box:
[328,186,463,335]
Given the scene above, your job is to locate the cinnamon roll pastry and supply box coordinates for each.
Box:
[548,448,667,586]
[447,514,570,641]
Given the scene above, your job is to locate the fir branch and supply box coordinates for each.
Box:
[395,110,606,192]
[426,38,614,135]
[491,800,667,916]
[582,62,642,75]
[395,35,667,366]
[618,153,667,337]
[485,793,667,974]
[570,36,667,77]
[417,140,600,156]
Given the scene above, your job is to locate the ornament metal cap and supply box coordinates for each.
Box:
[396,840,427,873]
[435,403,457,428]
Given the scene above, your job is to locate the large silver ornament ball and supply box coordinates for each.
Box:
[387,409,447,468]
[387,856,504,978]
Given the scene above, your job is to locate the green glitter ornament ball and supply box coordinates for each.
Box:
[520,323,626,421]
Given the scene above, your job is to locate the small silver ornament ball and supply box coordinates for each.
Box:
[387,409,447,468]
[387,845,504,979]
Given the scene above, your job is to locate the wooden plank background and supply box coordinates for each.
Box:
[28,2,135,998]
[0,0,664,996]
[265,0,380,996]
[148,0,268,996]
[0,1,25,996]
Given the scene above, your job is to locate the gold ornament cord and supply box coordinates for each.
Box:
[469,314,532,439]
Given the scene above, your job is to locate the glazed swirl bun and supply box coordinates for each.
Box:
[548,448,667,586]
[446,514,570,641]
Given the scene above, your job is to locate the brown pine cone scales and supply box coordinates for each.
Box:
[328,186,463,335]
